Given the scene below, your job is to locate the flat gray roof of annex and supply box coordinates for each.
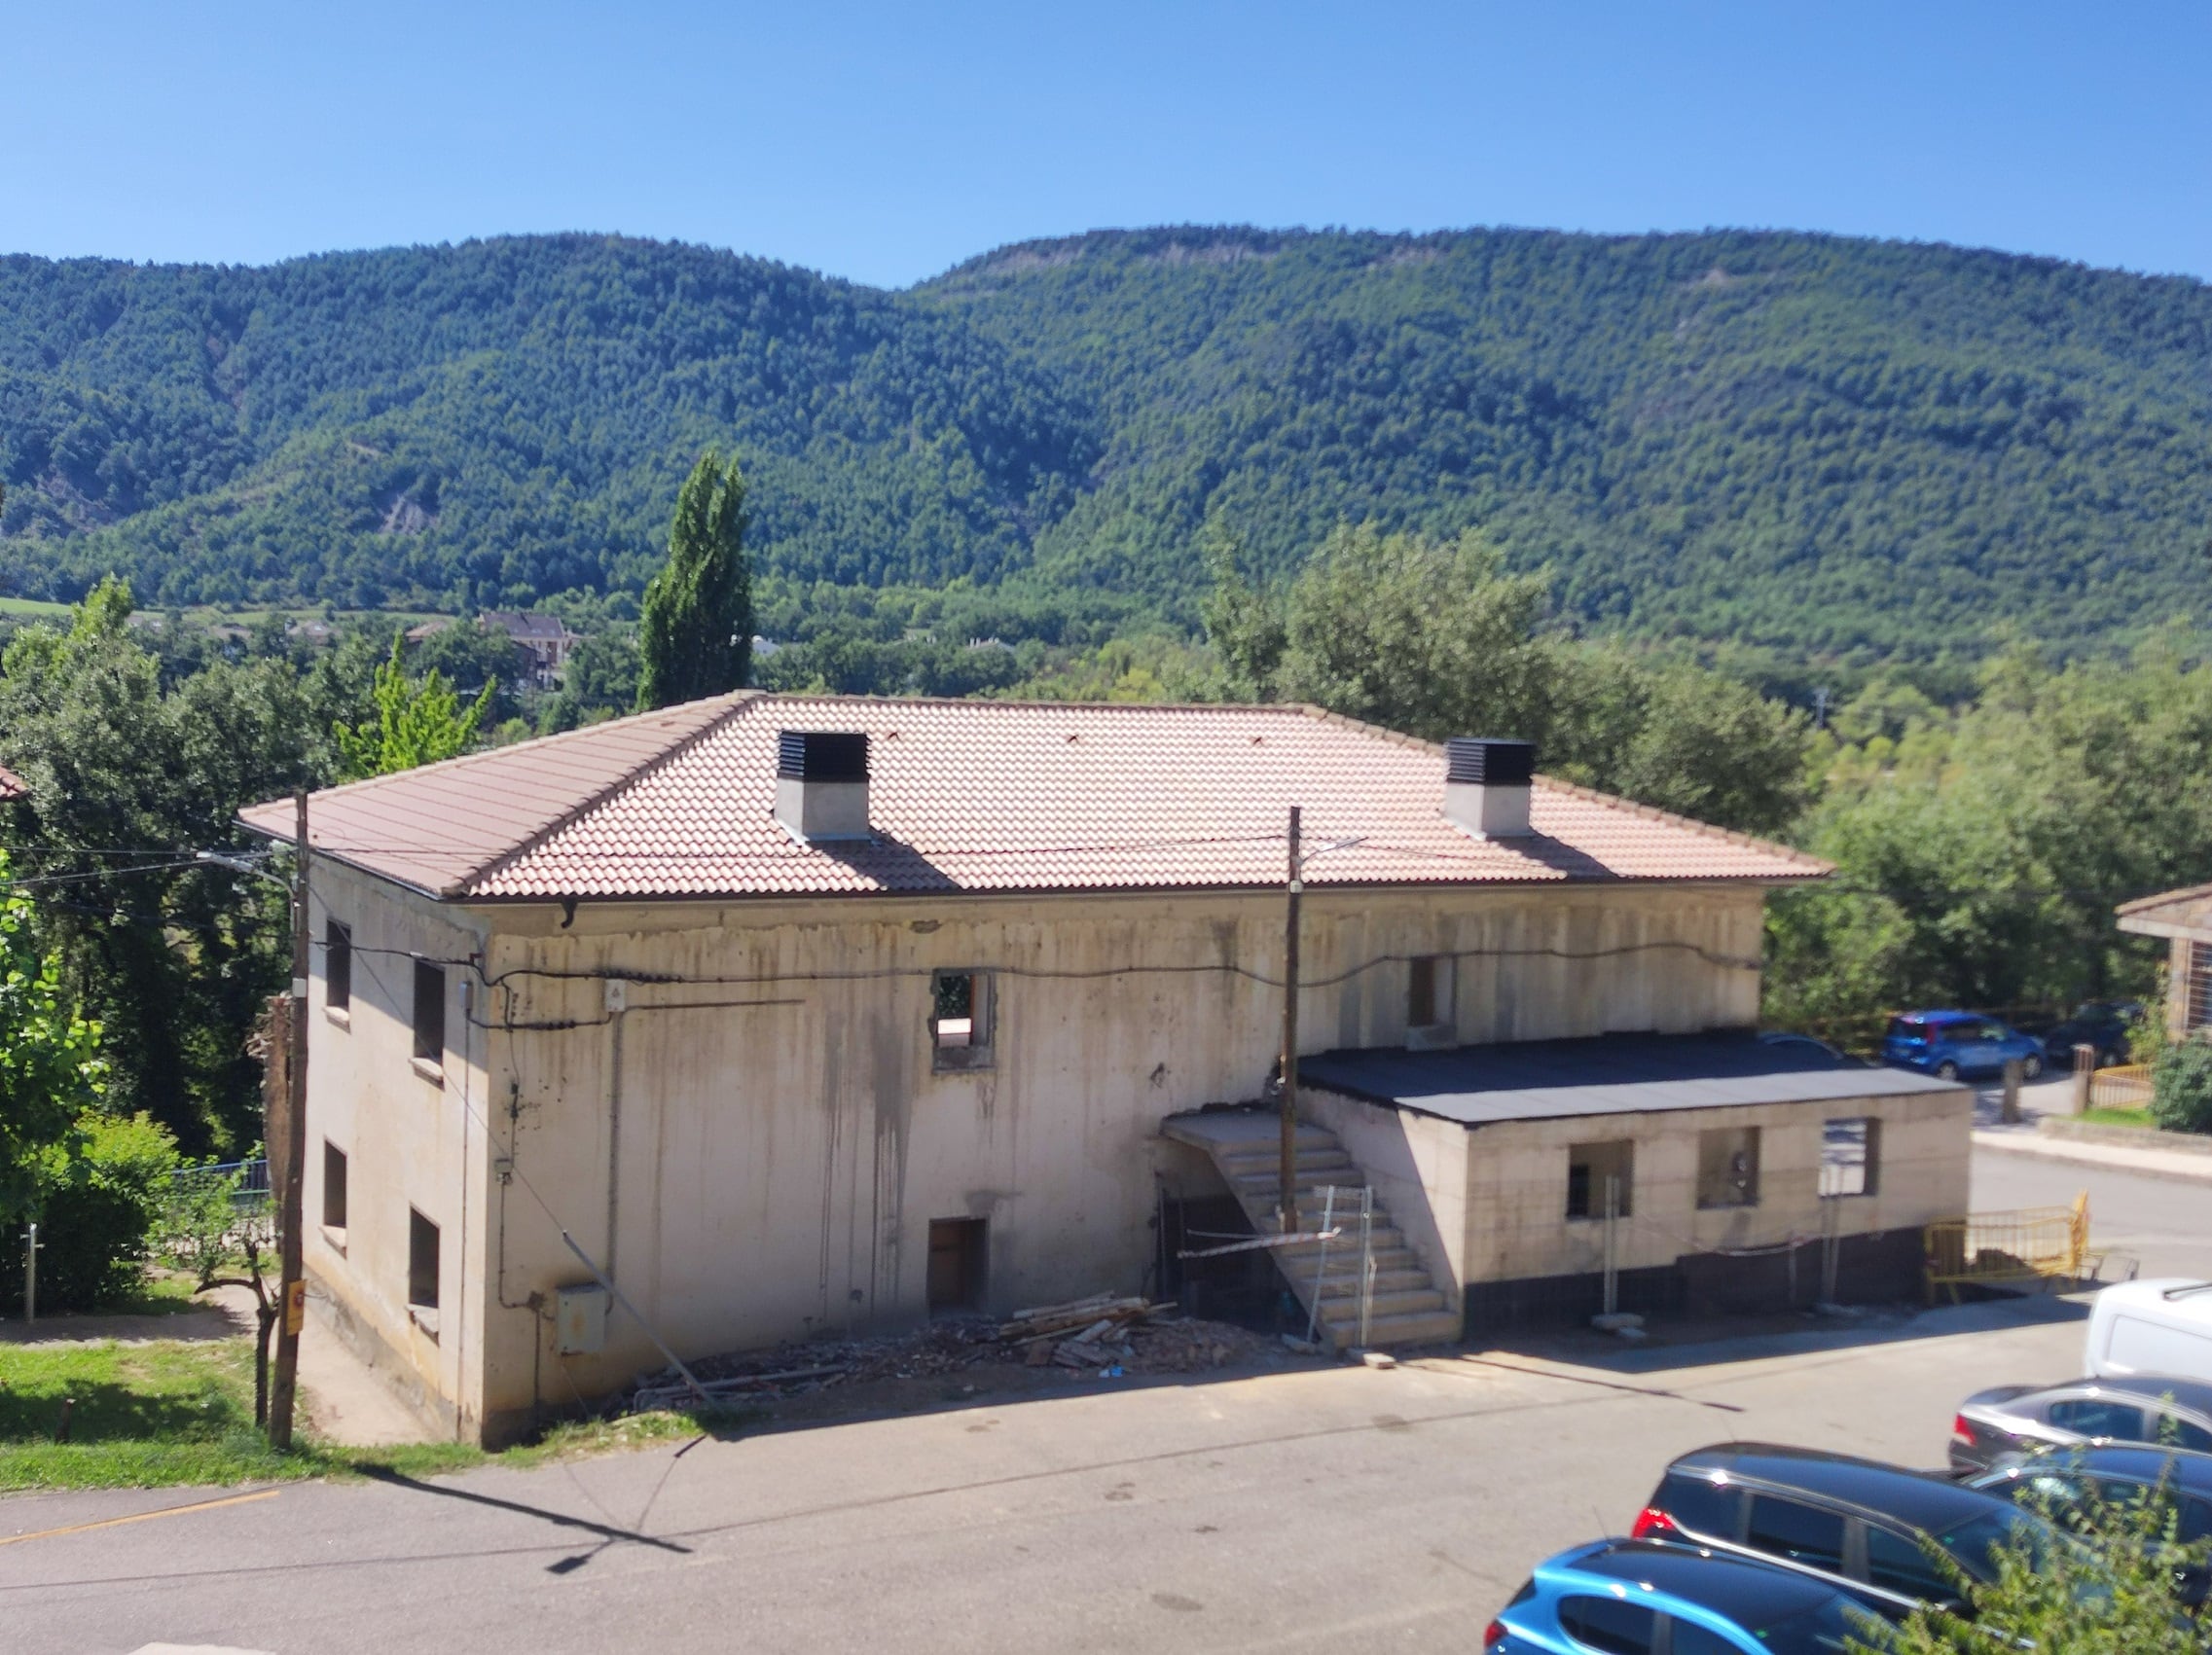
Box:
[1299,1032,1963,1128]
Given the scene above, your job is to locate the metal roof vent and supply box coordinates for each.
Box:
[775,730,870,842]
[1443,737,1535,840]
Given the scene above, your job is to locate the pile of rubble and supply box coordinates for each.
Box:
[625,1291,1286,1414]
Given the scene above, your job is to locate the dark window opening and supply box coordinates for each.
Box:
[413,960,446,1071]
[325,919,352,1013]
[1696,1126,1761,1209]
[408,1207,440,1310]
[926,1217,988,1313]
[930,970,994,1071]
[1821,1117,1879,1198]
[1407,956,1436,1026]
[323,1141,347,1230]
[1566,1139,1634,1220]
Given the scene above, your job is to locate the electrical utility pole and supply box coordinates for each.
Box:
[1279,806,1302,1239]
[268,788,310,1451]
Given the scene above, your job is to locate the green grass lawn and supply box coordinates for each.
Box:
[0,1337,711,1492]
[0,595,71,618]
[2081,1104,2156,1128]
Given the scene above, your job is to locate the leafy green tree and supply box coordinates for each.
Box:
[1855,1464,2206,1654]
[334,631,494,778]
[1202,522,1810,835]
[636,452,753,710]
[0,578,312,1150]
[0,851,107,1229]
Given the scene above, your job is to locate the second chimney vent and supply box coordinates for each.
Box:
[775,730,870,841]
[1443,737,1535,840]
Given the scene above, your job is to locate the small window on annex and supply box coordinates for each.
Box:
[1696,1126,1761,1209]
[412,960,446,1073]
[1404,954,1455,1046]
[324,918,352,1016]
[930,970,995,1071]
[407,1207,440,1313]
[322,1141,348,1231]
[1565,1139,1634,1220]
[1820,1117,1880,1199]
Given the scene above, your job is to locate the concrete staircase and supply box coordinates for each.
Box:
[1162,1111,1461,1351]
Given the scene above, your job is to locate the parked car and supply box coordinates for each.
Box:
[1484,1537,1902,1654]
[1964,1443,2212,1605]
[1633,1444,2056,1613]
[2038,1000,2147,1069]
[2085,1280,2212,1384]
[1881,1011,2046,1082]
[1951,1375,2212,1474]
[1757,1030,1861,1063]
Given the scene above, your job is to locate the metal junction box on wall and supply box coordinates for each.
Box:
[555,1281,609,1354]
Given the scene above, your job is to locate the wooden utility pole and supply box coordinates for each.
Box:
[1279,806,1302,1239]
[269,788,309,1451]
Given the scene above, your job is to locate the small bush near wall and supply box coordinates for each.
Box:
[2152,1036,2212,1134]
[0,1111,180,1314]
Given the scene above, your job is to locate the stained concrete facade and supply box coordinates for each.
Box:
[299,865,1771,1443]
[1303,1079,1971,1326]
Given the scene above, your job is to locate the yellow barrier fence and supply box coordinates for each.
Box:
[2088,1063,2154,1111]
[1924,1192,2091,1303]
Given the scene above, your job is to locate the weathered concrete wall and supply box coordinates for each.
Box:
[1461,1086,1973,1287]
[302,859,492,1439]
[305,875,1771,1437]
[1301,1090,1471,1311]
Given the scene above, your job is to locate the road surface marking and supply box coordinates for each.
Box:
[0,1489,278,1547]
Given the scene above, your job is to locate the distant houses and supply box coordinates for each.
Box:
[405,612,580,690]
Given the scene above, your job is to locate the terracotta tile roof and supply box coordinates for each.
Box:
[241,695,1829,902]
[2117,882,2212,938]
[0,764,24,802]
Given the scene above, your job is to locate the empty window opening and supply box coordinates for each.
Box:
[412,960,446,1071]
[408,1208,440,1311]
[926,1217,988,1313]
[1820,1117,1879,1199]
[325,918,352,1014]
[1566,1139,1634,1220]
[930,970,995,1071]
[1407,956,1437,1026]
[322,1141,348,1230]
[1696,1127,1761,1209]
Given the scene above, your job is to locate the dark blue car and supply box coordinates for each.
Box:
[1882,1011,2045,1083]
[1484,1537,1894,1653]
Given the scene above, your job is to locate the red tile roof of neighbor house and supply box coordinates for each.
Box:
[237,693,1830,902]
[0,764,25,802]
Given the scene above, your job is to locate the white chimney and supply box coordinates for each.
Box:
[1443,737,1534,840]
[775,730,870,841]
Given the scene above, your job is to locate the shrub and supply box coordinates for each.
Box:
[2151,1035,2212,1134]
[0,1110,181,1314]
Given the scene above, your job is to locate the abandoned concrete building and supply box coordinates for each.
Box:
[242,693,1970,1443]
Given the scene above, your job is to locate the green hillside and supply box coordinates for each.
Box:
[3,227,2209,657]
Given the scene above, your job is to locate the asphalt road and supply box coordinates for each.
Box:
[1972,1135,2212,1280]
[5,1146,2204,1655]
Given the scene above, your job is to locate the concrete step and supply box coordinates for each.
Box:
[1256,1224,1409,1255]
[1320,1306,1462,1349]
[1306,1286,1448,1320]
[1298,1268,1435,1302]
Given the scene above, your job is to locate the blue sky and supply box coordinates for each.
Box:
[5,2,2207,290]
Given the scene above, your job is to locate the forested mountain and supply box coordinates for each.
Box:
[4,227,2209,657]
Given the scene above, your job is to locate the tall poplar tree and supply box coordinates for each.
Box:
[636,451,752,710]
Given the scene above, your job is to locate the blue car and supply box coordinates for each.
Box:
[1881,1011,2046,1083]
[1485,1537,1898,1653]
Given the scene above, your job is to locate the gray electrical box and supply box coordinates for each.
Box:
[555,1281,609,1354]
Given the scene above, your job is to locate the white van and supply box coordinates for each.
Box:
[2085,1279,2212,1382]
